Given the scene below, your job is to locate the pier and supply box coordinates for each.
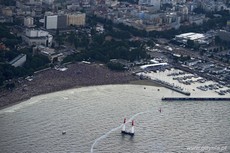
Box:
[162,97,230,101]
[151,79,191,96]
[137,70,191,96]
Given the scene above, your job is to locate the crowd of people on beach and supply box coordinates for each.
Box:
[0,63,138,108]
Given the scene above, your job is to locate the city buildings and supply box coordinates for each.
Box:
[217,30,230,42]
[44,14,67,29]
[34,45,64,63]
[24,16,34,27]
[2,7,13,17]
[175,32,212,45]
[44,15,58,29]
[67,12,86,26]
[9,54,27,67]
[22,29,53,47]
[43,0,55,5]
[138,0,161,10]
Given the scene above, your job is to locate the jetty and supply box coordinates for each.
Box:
[162,97,230,101]
[137,71,191,96]
[152,79,191,96]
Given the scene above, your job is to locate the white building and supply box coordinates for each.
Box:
[105,0,119,7]
[9,54,27,67]
[43,0,54,5]
[178,5,189,15]
[161,0,177,5]
[26,0,42,5]
[202,1,227,12]
[96,24,104,33]
[189,14,205,25]
[22,29,53,47]
[138,0,161,10]
[217,30,230,42]
[24,16,34,27]
[35,45,64,62]
[44,14,67,29]
[25,29,50,37]
[44,15,58,29]
[175,32,211,45]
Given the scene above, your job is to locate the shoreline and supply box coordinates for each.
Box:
[0,62,159,110]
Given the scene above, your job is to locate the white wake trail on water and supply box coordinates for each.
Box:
[90,110,151,153]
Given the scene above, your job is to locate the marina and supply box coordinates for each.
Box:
[136,65,230,97]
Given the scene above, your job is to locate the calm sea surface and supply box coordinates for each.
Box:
[0,85,229,153]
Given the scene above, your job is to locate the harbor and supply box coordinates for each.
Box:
[136,64,230,97]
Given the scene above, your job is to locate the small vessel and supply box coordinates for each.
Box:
[121,118,134,136]
[62,131,66,135]
[159,108,162,113]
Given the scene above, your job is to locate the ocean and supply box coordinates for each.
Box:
[0,85,229,153]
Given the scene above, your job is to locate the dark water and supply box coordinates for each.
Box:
[0,85,229,153]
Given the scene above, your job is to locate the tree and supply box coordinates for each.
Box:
[67,32,75,45]
[5,83,15,90]
[24,54,50,71]
[3,50,19,61]
[193,7,205,14]
[56,35,64,47]
[0,72,5,86]
[215,36,222,44]
[107,62,125,71]
[78,36,89,48]
[187,39,195,48]
[0,0,15,6]
[93,34,105,45]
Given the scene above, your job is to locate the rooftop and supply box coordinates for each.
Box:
[9,54,26,65]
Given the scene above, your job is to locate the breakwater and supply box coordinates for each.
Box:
[162,97,230,101]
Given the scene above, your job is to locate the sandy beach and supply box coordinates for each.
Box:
[0,62,142,109]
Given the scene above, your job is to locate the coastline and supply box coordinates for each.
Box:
[0,62,157,109]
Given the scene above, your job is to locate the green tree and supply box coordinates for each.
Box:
[187,39,195,48]
[93,34,105,45]
[107,62,125,71]
[24,54,50,71]
[0,0,16,6]
[67,32,75,45]
[0,72,5,86]
[215,36,222,44]
[5,82,15,90]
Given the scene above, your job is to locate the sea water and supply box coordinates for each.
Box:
[0,85,229,153]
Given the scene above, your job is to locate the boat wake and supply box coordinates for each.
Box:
[90,110,151,153]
